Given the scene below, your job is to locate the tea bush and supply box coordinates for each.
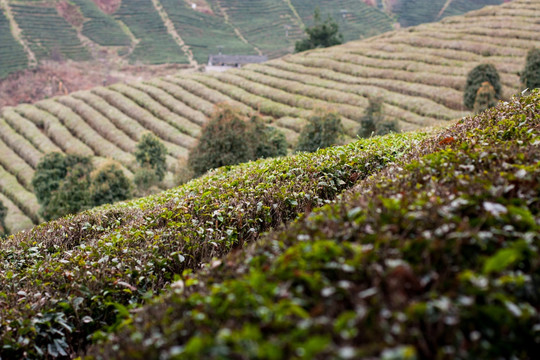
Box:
[89,91,539,359]
[0,130,425,358]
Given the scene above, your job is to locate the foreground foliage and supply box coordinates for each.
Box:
[0,130,425,358]
[89,92,540,359]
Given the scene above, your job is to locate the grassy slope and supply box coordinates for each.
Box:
[0,130,428,358]
[88,90,540,359]
[0,0,536,233]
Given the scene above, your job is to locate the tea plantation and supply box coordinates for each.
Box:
[0,0,537,235]
[1,90,538,359]
[0,0,510,79]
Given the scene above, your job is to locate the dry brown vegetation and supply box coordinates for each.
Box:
[0,0,537,234]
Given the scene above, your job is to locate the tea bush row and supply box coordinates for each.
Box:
[89,90,540,360]
[0,130,427,358]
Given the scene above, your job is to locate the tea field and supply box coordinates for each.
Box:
[0,88,538,358]
[0,0,509,79]
[0,0,536,234]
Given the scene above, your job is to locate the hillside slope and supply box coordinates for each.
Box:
[0,0,508,82]
[0,0,536,234]
[0,89,537,358]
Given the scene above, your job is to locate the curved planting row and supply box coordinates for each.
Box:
[0,0,536,234]
[0,130,428,358]
[9,3,90,62]
[89,91,540,360]
[0,8,27,78]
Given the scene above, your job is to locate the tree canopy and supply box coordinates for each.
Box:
[464,63,502,109]
[521,47,540,91]
[295,109,344,152]
[295,8,343,53]
[189,105,288,177]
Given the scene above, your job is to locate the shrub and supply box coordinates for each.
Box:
[90,161,132,206]
[295,8,343,53]
[295,109,344,152]
[189,105,288,177]
[134,133,167,181]
[521,47,540,91]
[474,81,498,113]
[464,63,502,109]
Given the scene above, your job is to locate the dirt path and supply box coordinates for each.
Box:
[215,0,263,56]
[436,0,455,19]
[151,0,198,66]
[0,0,37,67]
[283,0,305,29]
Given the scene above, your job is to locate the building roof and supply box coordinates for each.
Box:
[208,54,268,66]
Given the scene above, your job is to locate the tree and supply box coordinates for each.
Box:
[33,153,134,220]
[45,162,93,220]
[0,200,7,236]
[521,47,540,91]
[32,153,93,220]
[464,63,502,109]
[295,109,344,153]
[358,97,398,138]
[134,133,167,181]
[473,81,498,113]
[90,161,132,206]
[250,116,288,159]
[295,8,343,53]
[188,105,288,177]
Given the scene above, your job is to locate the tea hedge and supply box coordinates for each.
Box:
[88,91,539,359]
[0,130,427,358]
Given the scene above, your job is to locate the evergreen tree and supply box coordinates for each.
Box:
[295,8,343,53]
[0,200,7,236]
[358,97,383,138]
[464,63,502,109]
[134,133,167,181]
[358,97,398,138]
[250,116,288,159]
[32,153,93,220]
[473,81,498,113]
[521,47,540,91]
[33,153,134,220]
[295,110,344,153]
[45,162,93,221]
[189,105,288,177]
[90,161,132,206]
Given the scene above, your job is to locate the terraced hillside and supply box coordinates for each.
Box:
[0,0,536,234]
[0,89,537,358]
[0,0,508,80]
